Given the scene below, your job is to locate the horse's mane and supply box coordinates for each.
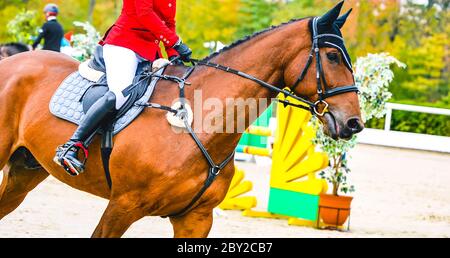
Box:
[202,17,310,61]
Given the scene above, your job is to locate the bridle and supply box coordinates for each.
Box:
[137,16,359,218]
[290,17,359,116]
[191,16,359,116]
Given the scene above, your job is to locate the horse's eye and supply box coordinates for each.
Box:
[327,52,339,63]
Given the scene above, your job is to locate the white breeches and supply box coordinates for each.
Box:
[103,44,145,110]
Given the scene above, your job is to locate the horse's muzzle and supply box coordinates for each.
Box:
[340,117,364,139]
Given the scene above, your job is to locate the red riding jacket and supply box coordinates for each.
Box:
[100,0,180,61]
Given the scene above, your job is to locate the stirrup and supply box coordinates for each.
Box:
[54,141,89,176]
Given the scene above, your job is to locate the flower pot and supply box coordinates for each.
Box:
[318,194,353,227]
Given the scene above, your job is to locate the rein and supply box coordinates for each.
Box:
[189,58,316,113]
[137,17,358,218]
[189,17,358,117]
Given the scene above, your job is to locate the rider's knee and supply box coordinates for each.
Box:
[104,91,118,110]
[105,91,117,102]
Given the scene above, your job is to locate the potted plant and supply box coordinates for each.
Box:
[312,125,357,227]
[312,53,405,228]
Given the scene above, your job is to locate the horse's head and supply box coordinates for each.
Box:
[285,1,364,140]
[0,43,30,60]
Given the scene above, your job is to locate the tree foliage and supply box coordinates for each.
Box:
[0,0,447,111]
[6,9,39,45]
[236,0,276,38]
[177,0,240,58]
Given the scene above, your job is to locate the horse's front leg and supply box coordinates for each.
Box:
[91,197,145,238]
[169,205,214,238]
[168,164,235,238]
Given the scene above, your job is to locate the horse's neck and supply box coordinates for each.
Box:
[190,21,307,159]
[209,38,287,99]
[199,20,308,106]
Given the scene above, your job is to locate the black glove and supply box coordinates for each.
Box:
[173,39,192,62]
[169,55,183,65]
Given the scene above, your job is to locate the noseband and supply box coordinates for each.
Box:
[192,17,359,117]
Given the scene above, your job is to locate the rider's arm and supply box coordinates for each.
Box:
[164,5,179,58]
[32,23,47,50]
[134,0,179,48]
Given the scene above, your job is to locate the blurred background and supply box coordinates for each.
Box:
[0,0,448,136]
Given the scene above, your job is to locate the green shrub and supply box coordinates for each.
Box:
[6,9,39,45]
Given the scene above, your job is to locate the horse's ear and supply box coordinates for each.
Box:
[318,1,344,26]
[335,8,352,29]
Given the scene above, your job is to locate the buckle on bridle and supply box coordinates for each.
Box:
[313,100,329,117]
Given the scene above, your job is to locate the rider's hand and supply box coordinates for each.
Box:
[169,55,183,65]
[173,39,192,62]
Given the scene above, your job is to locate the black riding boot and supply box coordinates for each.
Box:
[54,91,117,176]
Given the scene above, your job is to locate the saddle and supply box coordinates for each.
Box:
[50,45,164,135]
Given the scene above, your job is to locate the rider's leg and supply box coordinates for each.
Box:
[103,44,142,110]
[54,44,141,176]
[54,91,117,175]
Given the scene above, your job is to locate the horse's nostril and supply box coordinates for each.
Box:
[346,118,364,133]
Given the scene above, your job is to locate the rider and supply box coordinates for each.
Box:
[53,0,192,176]
[32,3,64,52]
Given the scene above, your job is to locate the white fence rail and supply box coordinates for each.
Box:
[357,103,450,153]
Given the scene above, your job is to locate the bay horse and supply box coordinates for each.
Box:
[0,3,363,237]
